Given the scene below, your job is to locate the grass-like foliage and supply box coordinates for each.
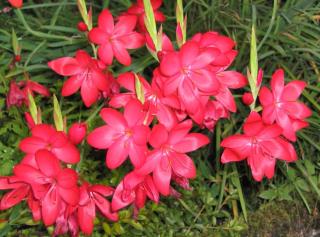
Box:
[0,0,319,236]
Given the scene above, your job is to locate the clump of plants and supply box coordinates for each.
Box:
[0,0,315,236]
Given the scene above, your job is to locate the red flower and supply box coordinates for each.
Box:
[111,171,159,214]
[68,122,87,145]
[6,80,50,108]
[48,50,110,107]
[159,41,220,116]
[126,0,165,32]
[109,72,178,129]
[13,149,79,226]
[221,112,297,181]
[78,182,118,235]
[203,100,229,131]
[53,202,79,237]
[136,120,209,195]
[89,9,145,66]
[87,99,150,169]
[259,69,312,141]
[19,124,80,164]
[8,0,22,8]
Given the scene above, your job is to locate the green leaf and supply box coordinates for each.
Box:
[259,189,277,200]
[27,92,37,124]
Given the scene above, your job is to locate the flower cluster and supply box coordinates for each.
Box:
[0,123,118,236]
[2,0,312,235]
[221,69,312,181]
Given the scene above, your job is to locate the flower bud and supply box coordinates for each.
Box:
[14,55,21,62]
[24,112,35,129]
[77,21,88,32]
[8,0,23,8]
[68,122,87,145]
[242,92,254,105]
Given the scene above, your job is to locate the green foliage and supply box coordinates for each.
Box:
[0,0,319,236]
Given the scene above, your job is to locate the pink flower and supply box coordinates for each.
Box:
[24,112,36,129]
[259,69,312,141]
[221,112,297,181]
[48,50,110,107]
[203,100,229,131]
[19,124,80,164]
[109,72,178,129]
[68,122,87,145]
[13,149,79,226]
[159,41,220,116]
[78,182,118,235]
[112,171,159,214]
[87,99,150,169]
[126,0,165,32]
[136,120,209,195]
[8,0,22,8]
[53,202,79,237]
[89,9,145,66]
[6,80,50,108]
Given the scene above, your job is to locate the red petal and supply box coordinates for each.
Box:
[160,52,180,76]
[259,87,274,106]
[100,108,127,131]
[257,124,282,140]
[111,181,134,211]
[13,164,47,184]
[59,186,79,205]
[0,185,29,210]
[78,201,95,235]
[124,99,145,127]
[114,15,137,35]
[80,79,99,107]
[281,80,306,101]
[90,185,114,197]
[243,111,264,136]
[144,175,159,203]
[178,79,200,114]
[171,153,196,178]
[98,9,114,34]
[87,125,119,149]
[167,120,192,145]
[35,149,61,177]
[128,143,147,168]
[217,71,247,89]
[48,57,81,76]
[136,150,161,175]
[215,87,237,112]
[42,188,60,226]
[88,28,108,44]
[153,156,171,196]
[221,149,244,163]
[57,168,78,189]
[221,134,251,148]
[52,142,80,164]
[271,69,284,99]
[106,138,129,169]
[173,133,209,153]
[248,155,275,181]
[180,41,199,66]
[112,41,131,66]
[98,43,114,65]
[61,75,82,96]
[283,102,312,120]
[149,124,168,148]
[94,194,118,221]
[276,109,296,141]
[19,137,47,154]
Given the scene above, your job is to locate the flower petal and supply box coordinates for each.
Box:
[171,153,196,178]
[173,133,209,153]
[87,125,120,149]
[106,138,129,169]
[98,9,114,34]
[153,156,171,196]
[100,108,127,131]
[35,149,61,177]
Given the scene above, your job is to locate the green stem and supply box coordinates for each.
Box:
[15,10,71,41]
